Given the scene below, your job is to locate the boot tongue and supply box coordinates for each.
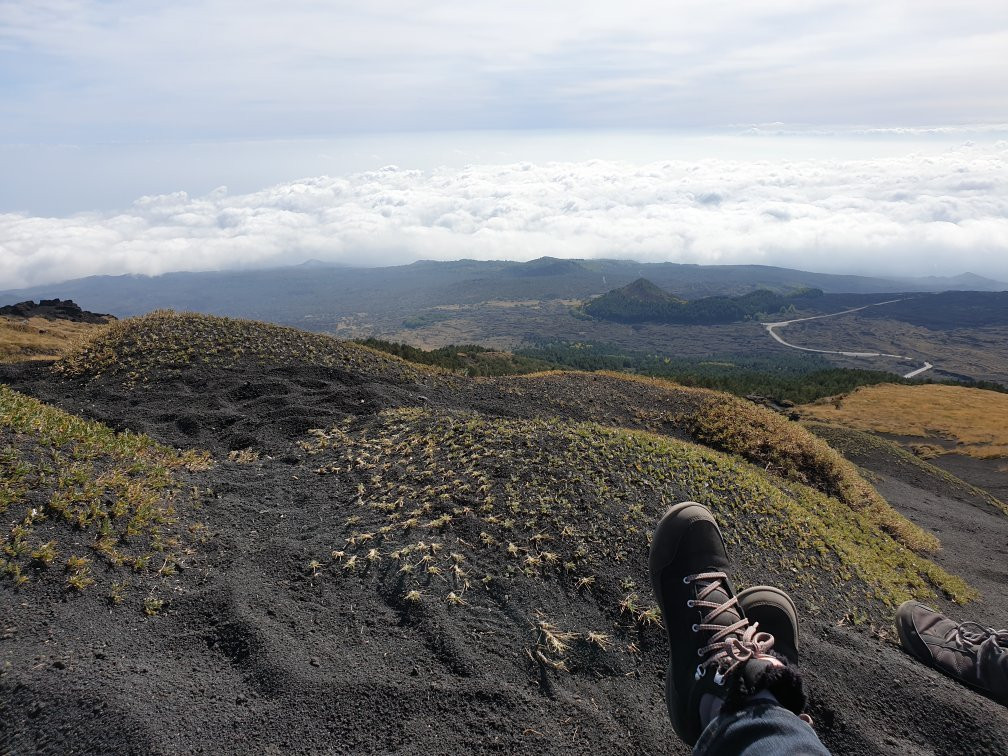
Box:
[700,581,743,633]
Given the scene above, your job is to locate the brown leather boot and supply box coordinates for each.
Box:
[896,600,1008,706]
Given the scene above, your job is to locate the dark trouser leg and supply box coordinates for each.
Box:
[693,702,830,756]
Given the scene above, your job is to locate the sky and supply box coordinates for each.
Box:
[1,1,1007,288]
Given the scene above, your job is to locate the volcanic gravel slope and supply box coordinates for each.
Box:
[1,312,1007,756]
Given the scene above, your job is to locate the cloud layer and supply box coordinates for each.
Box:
[3,144,1008,289]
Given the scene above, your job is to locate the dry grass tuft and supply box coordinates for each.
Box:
[227,448,260,464]
[537,619,577,656]
[302,405,973,632]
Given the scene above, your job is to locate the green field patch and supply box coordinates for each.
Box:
[402,311,456,329]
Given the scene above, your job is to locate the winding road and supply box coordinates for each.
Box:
[762,299,934,379]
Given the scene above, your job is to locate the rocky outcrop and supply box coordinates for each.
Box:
[0,299,114,324]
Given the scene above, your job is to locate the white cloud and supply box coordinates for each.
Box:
[2,143,1008,289]
[1,1,1007,141]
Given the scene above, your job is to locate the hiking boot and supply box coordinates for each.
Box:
[737,586,799,665]
[649,502,807,745]
[896,600,1008,705]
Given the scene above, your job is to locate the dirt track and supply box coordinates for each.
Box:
[762,299,935,379]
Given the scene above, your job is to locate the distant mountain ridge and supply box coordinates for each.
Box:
[1,258,1004,327]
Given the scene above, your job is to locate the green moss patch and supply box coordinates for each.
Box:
[0,385,211,604]
[479,371,940,555]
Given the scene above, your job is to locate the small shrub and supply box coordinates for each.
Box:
[30,541,58,566]
[144,597,164,616]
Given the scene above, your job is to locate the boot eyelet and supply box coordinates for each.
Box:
[691,624,699,632]
[686,600,695,608]
[714,670,726,686]
[694,664,706,680]
[697,649,704,657]
[682,576,691,584]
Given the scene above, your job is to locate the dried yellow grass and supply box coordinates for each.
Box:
[801,384,1008,459]
[0,316,108,363]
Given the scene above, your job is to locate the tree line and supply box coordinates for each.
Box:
[359,336,1006,403]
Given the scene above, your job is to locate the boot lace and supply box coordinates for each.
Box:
[955,622,1008,650]
[688,571,776,683]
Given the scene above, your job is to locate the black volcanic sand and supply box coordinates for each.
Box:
[2,358,1008,756]
[930,454,1008,506]
[806,423,1008,631]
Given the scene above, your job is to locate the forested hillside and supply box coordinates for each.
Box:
[582,278,823,324]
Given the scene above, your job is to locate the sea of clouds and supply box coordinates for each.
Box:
[2,143,1007,289]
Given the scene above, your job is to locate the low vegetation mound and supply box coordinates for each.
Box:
[468,371,940,555]
[799,383,1008,460]
[357,338,554,376]
[54,310,434,385]
[675,386,941,553]
[301,407,969,640]
[0,386,210,609]
[582,278,823,324]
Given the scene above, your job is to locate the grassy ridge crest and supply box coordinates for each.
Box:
[53,310,437,384]
[517,370,941,554]
[0,315,109,363]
